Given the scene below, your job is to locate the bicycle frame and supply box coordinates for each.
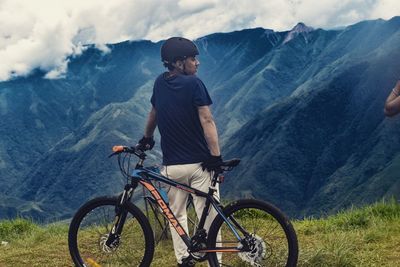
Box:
[128,167,246,253]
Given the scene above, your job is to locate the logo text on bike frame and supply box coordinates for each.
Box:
[140,181,186,236]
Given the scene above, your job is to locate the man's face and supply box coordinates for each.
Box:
[183,56,200,75]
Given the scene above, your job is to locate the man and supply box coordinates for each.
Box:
[136,37,222,267]
[384,80,400,117]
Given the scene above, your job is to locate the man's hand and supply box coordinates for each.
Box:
[136,136,155,151]
[202,155,223,172]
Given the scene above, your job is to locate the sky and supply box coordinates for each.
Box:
[0,0,399,81]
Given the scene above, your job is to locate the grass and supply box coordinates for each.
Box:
[295,198,400,266]
[0,199,399,266]
[0,220,70,266]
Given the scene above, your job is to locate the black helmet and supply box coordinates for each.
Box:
[161,37,199,64]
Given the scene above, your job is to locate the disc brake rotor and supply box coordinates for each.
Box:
[238,234,267,266]
[99,234,120,253]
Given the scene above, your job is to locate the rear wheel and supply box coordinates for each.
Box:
[68,196,154,266]
[207,199,298,267]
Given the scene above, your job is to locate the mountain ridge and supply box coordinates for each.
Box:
[1,17,399,220]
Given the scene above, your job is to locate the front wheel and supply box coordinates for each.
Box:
[68,196,155,267]
[207,199,298,267]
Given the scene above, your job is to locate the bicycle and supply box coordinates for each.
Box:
[68,146,299,266]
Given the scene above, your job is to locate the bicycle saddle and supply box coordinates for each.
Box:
[221,158,241,168]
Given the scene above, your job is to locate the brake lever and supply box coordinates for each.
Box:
[108,152,120,158]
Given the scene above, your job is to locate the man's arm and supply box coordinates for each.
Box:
[384,80,400,117]
[144,107,157,137]
[198,106,220,156]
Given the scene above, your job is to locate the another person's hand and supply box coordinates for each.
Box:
[201,155,223,172]
[396,80,400,90]
[136,136,155,151]
[392,81,400,96]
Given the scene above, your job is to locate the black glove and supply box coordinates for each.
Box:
[135,136,155,151]
[201,155,223,172]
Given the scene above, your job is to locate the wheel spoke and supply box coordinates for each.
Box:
[69,197,154,266]
[206,200,298,267]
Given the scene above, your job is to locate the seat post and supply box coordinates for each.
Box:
[211,171,220,187]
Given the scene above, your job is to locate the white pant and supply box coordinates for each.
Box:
[161,163,221,264]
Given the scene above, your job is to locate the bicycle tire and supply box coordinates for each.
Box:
[68,196,155,267]
[207,199,298,267]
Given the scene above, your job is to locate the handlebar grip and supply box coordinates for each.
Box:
[113,145,125,152]
[109,145,146,160]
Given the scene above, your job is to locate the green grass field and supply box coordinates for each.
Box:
[0,199,399,266]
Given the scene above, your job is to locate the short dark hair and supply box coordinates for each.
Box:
[163,56,185,71]
[163,62,175,71]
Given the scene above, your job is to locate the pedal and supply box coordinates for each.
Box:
[179,256,196,266]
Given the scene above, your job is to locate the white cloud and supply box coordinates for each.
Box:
[0,0,399,81]
[371,0,400,18]
[177,0,216,13]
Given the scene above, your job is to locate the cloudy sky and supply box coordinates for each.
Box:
[0,0,399,81]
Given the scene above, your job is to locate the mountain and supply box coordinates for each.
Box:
[283,22,314,44]
[0,42,163,219]
[222,17,400,216]
[1,17,399,220]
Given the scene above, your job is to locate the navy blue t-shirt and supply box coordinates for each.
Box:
[151,73,212,165]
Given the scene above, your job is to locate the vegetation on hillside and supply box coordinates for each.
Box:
[0,199,399,266]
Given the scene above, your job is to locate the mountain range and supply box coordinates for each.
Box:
[1,17,399,220]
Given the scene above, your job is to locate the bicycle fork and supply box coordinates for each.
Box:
[104,183,137,251]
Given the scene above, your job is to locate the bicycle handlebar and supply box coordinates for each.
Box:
[109,145,240,171]
[108,145,146,159]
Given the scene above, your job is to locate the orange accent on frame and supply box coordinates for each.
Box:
[198,249,241,253]
[176,185,195,194]
[141,181,186,236]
